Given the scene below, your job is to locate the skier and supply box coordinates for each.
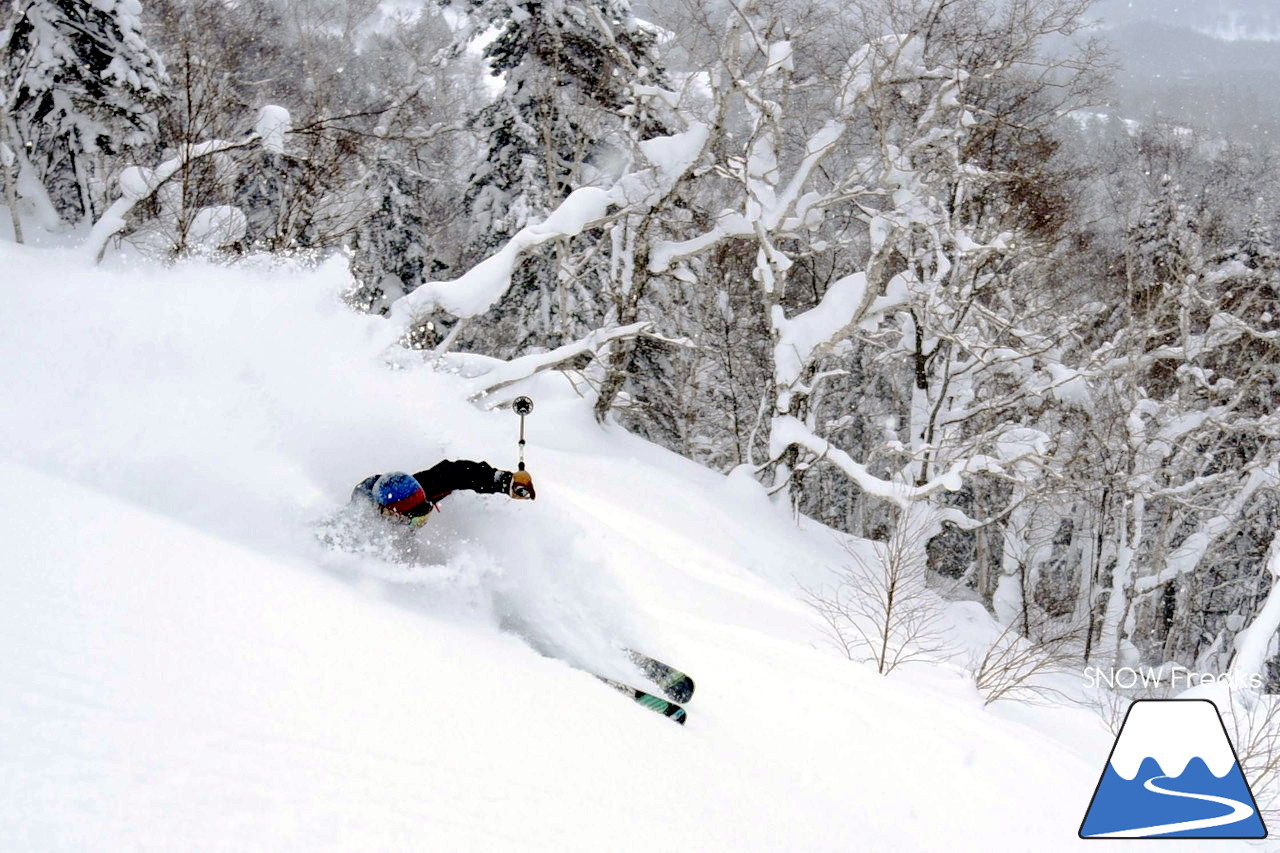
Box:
[352,460,536,527]
[347,456,693,722]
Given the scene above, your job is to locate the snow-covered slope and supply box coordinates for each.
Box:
[0,244,1166,850]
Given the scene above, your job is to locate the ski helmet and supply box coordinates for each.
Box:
[371,472,431,526]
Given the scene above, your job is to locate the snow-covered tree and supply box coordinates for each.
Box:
[3,0,167,222]
[632,0,1104,543]
[1064,151,1280,668]
[452,0,665,244]
[348,156,438,314]
[83,104,290,261]
[0,83,22,241]
[231,148,311,251]
[443,0,669,352]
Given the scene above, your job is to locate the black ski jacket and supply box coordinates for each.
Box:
[412,459,512,504]
[353,459,512,518]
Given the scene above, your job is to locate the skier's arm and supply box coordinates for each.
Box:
[413,459,516,502]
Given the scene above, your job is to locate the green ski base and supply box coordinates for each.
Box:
[599,677,688,725]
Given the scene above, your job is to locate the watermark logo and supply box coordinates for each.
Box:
[1082,664,1264,692]
[1079,699,1267,839]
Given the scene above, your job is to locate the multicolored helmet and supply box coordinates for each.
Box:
[371,472,431,527]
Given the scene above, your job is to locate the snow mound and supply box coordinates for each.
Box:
[189,205,247,247]
[256,105,291,154]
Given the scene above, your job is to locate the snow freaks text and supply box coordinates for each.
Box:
[1082,666,1264,691]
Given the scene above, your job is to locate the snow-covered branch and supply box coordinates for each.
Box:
[83,134,263,262]
[1134,463,1280,594]
[390,187,614,322]
[387,123,709,328]
[769,415,963,507]
[451,321,653,397]
[82,104,293,262]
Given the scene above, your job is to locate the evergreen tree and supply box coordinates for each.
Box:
[1209,206,1280,344]
[4,0,167,222]
[1124,173,1204,399]
[455,0,664,245]
[1222,207,1280,276]
[232,116,356,255]
[348,156,439,315]
[1129,174,1200,295]
[232,149,306,251]
[445,0,667,353]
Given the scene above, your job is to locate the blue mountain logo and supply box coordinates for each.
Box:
[1080,699,1267,838]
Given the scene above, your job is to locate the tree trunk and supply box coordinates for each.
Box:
[0,111,24,244]
[1099,494,1144,666]
[593,337,636,423]
[1228,533,1280,689]
[1072,499,1097,631]
[593,222,650,422]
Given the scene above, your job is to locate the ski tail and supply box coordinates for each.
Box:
[626,650,695,704]
[599,677,687,725]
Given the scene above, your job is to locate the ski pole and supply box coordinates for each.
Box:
[513,396,534,472]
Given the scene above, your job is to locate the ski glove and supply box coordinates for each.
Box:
[509,470,536,500]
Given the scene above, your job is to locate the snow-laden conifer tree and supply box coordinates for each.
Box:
[343,6,481,313]
[3,0,167,222]
[348,156,437,314]
[444,0,668,352]
[453,0,665,244]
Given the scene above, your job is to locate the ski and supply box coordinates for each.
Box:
[626,650,695,704]
[598,677,688,725]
